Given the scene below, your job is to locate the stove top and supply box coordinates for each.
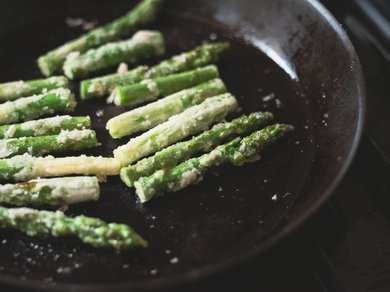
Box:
[2,1,390,291]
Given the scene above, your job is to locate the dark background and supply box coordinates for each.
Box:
[0,0,389,291]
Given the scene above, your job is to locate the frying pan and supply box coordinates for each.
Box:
[0,0,365,290]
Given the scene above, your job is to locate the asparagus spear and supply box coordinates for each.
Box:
[80,66,149,100]
[114,93,238,166]
[0,206,147,249]
[147,42,229,78]
[0,88,76,125]
[120,112,273,187]
[0,129,98,159]
[0,154,121,182]
[64,30,165,79]
[107,78,227,138]
[80,42,229,100]
[0,177,99,206]
[0,116,90,139]
[134,124,294,202]
[113,65,219,106]
[0,76,68,102]
[38,0,164,76]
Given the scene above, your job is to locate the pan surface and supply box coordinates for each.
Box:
[0,0,364,290]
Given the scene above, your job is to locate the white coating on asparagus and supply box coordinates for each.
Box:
[113,93,238,166]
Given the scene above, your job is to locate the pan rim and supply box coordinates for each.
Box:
[0,0,366,291]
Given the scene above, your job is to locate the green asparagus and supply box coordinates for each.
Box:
[114,93,238,166]
[107,78,227,138]
[147,42,229,78]
[0,88,76,125]
[0,154,121,182]
[0,176,99,206]
[0,206,147,249]
[0,116,90,139]
[38,0,164,76]
[120,112,273,187]
[134,124,294,202]
[0,129,98,159]
[80,66,149,100]
[0,76,68,102]
[64,30,165,79]
[80,42,229,100]
[113,65,219,106]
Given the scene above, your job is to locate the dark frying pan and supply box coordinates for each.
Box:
[0,0,365,290]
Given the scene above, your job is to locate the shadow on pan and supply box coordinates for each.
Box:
[0,0,365,291]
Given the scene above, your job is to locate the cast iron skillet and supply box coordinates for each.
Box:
[0,0,365,290]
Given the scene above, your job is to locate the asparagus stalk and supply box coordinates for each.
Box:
[0,88,76,125]
[0,116,90,139]
[0,76,68,102]
[0,154,121,182]
[0,129,98,159]
[80,66,149,100]
[0,206,147,249]
[120,112,273,187]
[80,42,229,100]
[107,78,227,138]
[134,124,294,202]
[114,93,238,166]
[113,65,219,106]
[64,30,165,79]
[38,0,164,76]
[147,42,229,78]
[0,177,99,206]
